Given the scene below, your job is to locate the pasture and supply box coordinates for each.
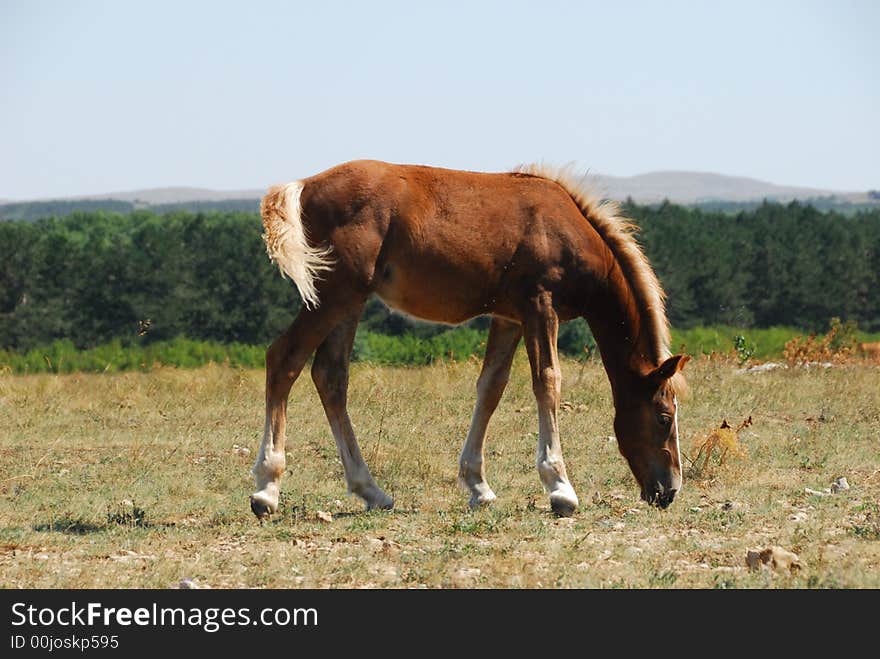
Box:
[1,355,878,588]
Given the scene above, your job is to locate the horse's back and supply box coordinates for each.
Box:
[299,160,607,323]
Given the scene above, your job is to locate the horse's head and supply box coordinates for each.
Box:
[614,354,690,509]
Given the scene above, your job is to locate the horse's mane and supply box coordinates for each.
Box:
[514,164,675,371]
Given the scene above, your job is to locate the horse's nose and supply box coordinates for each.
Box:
[657,488,677,509]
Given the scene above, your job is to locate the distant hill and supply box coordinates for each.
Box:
[0,197,260,221]
[2,171,876,220]
[68,186,265,205]
[592,171,871,205]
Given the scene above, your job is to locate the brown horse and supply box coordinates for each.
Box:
[250,160,689,520]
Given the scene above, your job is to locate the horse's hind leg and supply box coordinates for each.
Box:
[250,306,345,519]
[522,293,579,516]
[458,317,522,508]
[311,308,394,511]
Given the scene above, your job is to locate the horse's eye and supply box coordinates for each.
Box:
[658,414,673,428]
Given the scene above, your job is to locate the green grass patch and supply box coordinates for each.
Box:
[4,324,880,374]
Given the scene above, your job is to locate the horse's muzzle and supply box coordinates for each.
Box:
[642,486,678,509]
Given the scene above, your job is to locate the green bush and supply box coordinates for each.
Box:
[352,328,485,365]
[558,318,596,358]
[4,324,880,374]
[0,337,265,374]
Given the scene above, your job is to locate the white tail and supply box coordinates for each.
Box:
[260,181,334,309]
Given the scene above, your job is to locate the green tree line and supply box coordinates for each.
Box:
[629,200,880,331]
[1,202,878,357]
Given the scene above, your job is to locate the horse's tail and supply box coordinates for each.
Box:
[260,181,334,309]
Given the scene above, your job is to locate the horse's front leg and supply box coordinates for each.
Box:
[458,316,522,507]
[311,309,393,511]
[522,293,580,517]
[250,308,341,520]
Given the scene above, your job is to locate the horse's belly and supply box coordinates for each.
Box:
[373,261,491,325]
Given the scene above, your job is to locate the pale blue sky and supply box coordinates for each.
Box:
[1,0,877,199]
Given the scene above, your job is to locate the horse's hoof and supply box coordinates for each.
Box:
[250,494,276,520]
[468,491,498,509]
[550,491,579,517]
[365,492,394,511]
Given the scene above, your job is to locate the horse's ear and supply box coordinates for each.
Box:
[649,354,690,386]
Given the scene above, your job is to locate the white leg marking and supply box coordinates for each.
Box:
[535,401,579,515]
[251,416,285,513]
[459,389,499,507]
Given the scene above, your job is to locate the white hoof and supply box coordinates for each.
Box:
[250,489,279,519]
[468,486,498,509]
[549,485,579,517]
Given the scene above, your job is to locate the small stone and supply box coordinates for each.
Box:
[178,578,199,589]
[831,477,850,493]
[789,511,808,522]
[315,510,333,523]
[452,567,481,587]
[804,487,831,497]
[689,506,702,513]
[746,546,802,572]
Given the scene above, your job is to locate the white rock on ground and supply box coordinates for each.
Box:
[831,477,850,493]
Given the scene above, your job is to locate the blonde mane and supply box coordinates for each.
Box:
[515,164,673,367]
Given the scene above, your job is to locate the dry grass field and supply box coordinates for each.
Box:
[1,353,878,589]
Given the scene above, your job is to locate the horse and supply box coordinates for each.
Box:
[249,159,689,520]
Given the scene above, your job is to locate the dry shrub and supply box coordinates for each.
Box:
[686,416,752,481]
[783,317,858,366]
[858,342,880,364]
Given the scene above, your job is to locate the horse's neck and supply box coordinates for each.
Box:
[583,288,653,403]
